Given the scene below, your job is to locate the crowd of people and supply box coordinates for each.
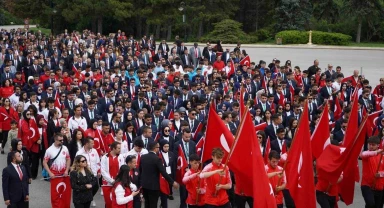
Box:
[1,27,384,208]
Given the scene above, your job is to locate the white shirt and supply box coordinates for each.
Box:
[44,144,70,174]
[101,154,124,185]
[76,147,101,176]
[118,148,148,166]
[9,93,20,108]
[11,162,23,179]
[115,183,137,205]
[68,116,88,131]
[332,82,341,91]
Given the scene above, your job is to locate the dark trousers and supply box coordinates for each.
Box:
[179,185,188,208]
[7,201,28,208]
[92,179,99,197]
[234,194,253,208]
[30,151,40,178]
[205,202,232,208]
[227,186,236,208]
[187,205,204,208]
[282,189,295,208]
[277,204,283,208]
[361,185,383,208]
[133,196,141,208]
[160,192,168,208]
[1,130,9,150]
[316,190,336,208]
[143,188,160,208]
[74,201,91,208]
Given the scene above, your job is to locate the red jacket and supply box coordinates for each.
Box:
[361,150,384,190]
[0,86,14,98]
[111,182,133,208]
[18,119,30,150]
[0,106,19,131]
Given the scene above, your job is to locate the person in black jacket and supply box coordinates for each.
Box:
[68,129,84,164]
[7,139,32,182]
[126,155,141,208]
[46,108,61,146]
[70,155,95,208]
[159,139,176,208]
[139,141,179,208]
[2,151,30,208]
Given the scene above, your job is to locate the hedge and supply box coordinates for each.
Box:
[275,30,352,45]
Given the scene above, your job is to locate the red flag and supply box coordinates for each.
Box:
[339,117,368,205]
[168,109,174,120]
[286,101,316,208]
[254,122,267,132]
[176,145,188,184]
[334,96,342,121]
[239,87,245,120]
[135,50,141,57]
[201,102,234,163]
[368,110,382,136]
[196,137,204,156]
[72,65,80,78]
[159,153,171,195]
[227,59,235,77]
[102,185,113,208]
[50,177,72,208]
[342,91,359,147]
[193,122,203,141]
[239,55,251,67]
[278,92,285,106]
[54,91,62,109]
[154,132,161,142]
[264,137,271,164]
[374,94,383,111]
[27,118,41,151]
[317,116,367,188]
[311,103,331,159]
[289,85,295,103]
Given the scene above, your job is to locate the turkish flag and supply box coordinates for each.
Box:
[334,96,342,121]
[374,94,383,111]
[264,137,271,164]
[159,153,171,195]
[239,87,245,120]
[168,109,174,120]
[239,55,251,67]
[50,177,72,208]
[102,185,113,208]
[289,84,295,103]
[176,144,188,184]
[196,137,204,157]
[367,110,382,136]
[339,117,368,205]
[95,129,107,154]
[54,91,63,109]
[72,65,80,79]
[227,59,235,78]
[286,101,316,208]
[317,116,368,186]
[311,103,331,159]
[193,122,203,141]
[201,101,234,163]
[342,91,359,147]
[278,92,285,106]
[154,132,161,142]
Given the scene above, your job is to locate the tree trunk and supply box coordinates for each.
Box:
[145,23,150,36]
[136,18,142,38]
[97,17,103,34]
[197,21,203,38]
[155,25,161,39]
[91,18,97,33]
[167,24,172,41]
[356,18,362,43]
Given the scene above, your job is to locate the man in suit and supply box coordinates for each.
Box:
[189,43,201,68]
[257,93,271,115]
[324,64,336,80]
[286,104,302,126]
[264,114,284,141]
[202,45,216,63]
[181,49,193,66]
[333,119,347,143]
[97,89,115,113]
[319,79,334,102]
[173,128,196,208]
[158,40,170,56]
[221,48,231,62]
[81,100,99,130]
[28,59,42,77]
[271,128,290,154]
[136,123,156,148]
[222,112,237,135]
[2,151,29,208]
[186,109,201,136]
[139,50,150,66]
[140,141,179,208]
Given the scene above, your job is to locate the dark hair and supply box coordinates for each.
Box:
[147,141,159,151]
[110,141,121,150]
[367,136,380,144]
[114,165,131,188]
[84,137,94,145]
[268,150,280,160]
[189,154,200,162]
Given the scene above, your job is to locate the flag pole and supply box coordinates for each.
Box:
[213,106,249,197]
[195,132,206,204]
[372,154,383,190]
[277,100,308,185]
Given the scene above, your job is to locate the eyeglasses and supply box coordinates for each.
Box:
[80,160,87,163]
[61,96,66,98]
[58,139,64,142]
[164,129,169,132]
[26,114,31,116]
[257,136,263,139]
[191,113,196,116]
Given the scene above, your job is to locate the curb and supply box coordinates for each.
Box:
[184,43,384,51]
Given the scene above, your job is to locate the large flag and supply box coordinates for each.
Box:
[263,137,271,164]
[176,144,188,184]
[286,101,316,208]
[334,96,342,121]
[227,59,235,78]
[27,117,41,151]
[316,116,367,186]
[367,110,382,136]
[239,55,251,67]
[196,137,204,156]
[201,101,234,163]
[159,153,171,195]
[193,122,203,141]
[339,117,368,205]
[228,110,276,207]
[51,177,72,208]
[54,91,63,110]
[311,103,331,159]
[343,91,359,147]
[289,84,295,103]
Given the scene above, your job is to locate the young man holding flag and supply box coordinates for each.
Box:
[182,154,206,208]
[200,148,232,208]
[265,150,286,208]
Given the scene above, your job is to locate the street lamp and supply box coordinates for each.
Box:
[179,2,187,42]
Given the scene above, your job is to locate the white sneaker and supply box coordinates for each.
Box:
[91,201,96,207]
[100,188,103,195]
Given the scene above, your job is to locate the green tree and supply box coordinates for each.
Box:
[274,0,312,32]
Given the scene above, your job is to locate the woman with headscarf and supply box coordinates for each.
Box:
[7,139,31,182]
[124,122,136,151]
[102,103,114,123]
[85,119,106,155]
[159,125,175,152]
[0,97,19,154]
[159,139,176,207]
[18,110,32,151]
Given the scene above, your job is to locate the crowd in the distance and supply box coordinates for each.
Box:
[1,27,384,208]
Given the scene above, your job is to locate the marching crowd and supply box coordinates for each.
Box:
[1,27,384,208]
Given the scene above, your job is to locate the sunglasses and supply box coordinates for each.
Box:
[80,160,87,163]
[58,139,64,142]
[191,113,196,116]
[164,129,169,132]
[26,114,31,116]
[257,136,263,139]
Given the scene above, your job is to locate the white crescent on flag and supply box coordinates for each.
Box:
[30,128,35,139]
[56,182,67,195]
[177,156,183,170]
[297,152,303,188]
[220,134,230,153]
[0,113,9,120]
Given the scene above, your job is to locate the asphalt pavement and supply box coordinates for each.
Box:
[1,46,383,207]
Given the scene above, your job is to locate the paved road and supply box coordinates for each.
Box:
[1,47,383,207]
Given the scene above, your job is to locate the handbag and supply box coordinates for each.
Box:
[47,146,63,168]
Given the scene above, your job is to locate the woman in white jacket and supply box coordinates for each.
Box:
[112,165,140,207]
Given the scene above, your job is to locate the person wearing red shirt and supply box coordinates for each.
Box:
[360,136,384,208]
[111,165,140,208]
[13,72,26,87]
[0,98,19,153]
[212,56,225,73]
[199,148,232,208]
[265,150,286,208]
[0,79,14,98]
[183,154,206,208]
[39,68,51,84]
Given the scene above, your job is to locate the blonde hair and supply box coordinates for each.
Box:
[71,155,91,173]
